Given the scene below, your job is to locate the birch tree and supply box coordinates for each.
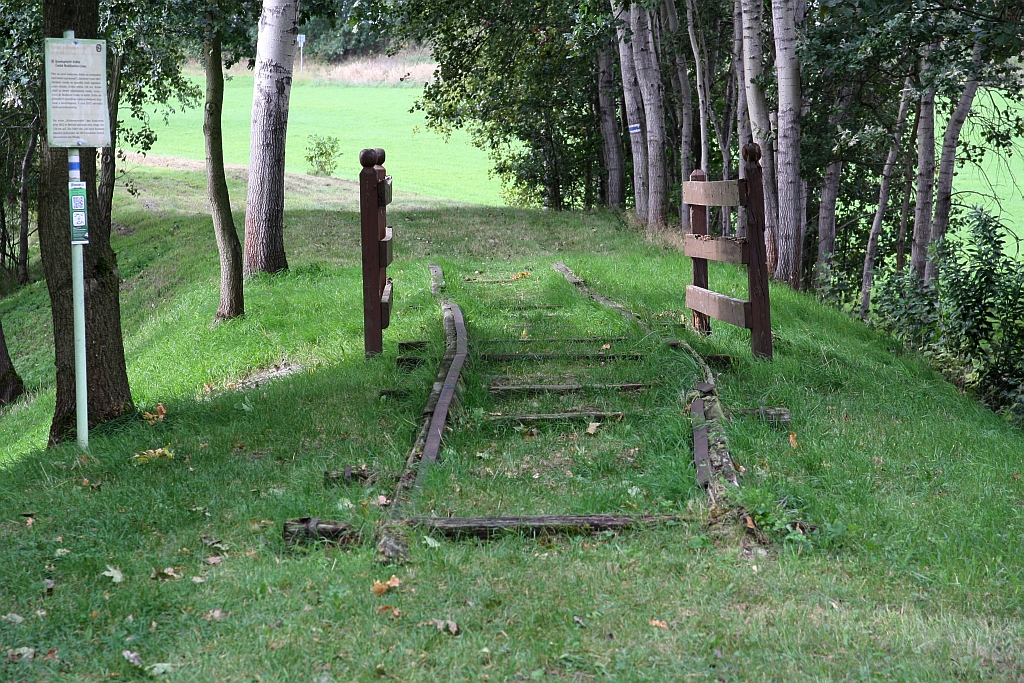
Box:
[910,77,936,280]
[598,46,625,208]
[612,1,648,222]
[630,3,668,227]
[772,0,802,287]
[661,0,693,232]
[858,84,913,317]
[740,0,779,272]
[245,0,300,276]
[923,41,982,284]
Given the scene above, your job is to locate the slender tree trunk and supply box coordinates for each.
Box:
[924,42,982,284]
[0,316,25,407]
[40,0,133,444]
[859,85,913,318]
[204,31,246,320]
[815,160,842,285]
[684,0,710,173]
[631,4,667,228]
[896,101,920,273]
[612,1,648,223]
[97,52,122,231]
[245,0,299,275]
[740,0,779,273]
[18,118,39,285]
[772,0,802,287]
[663,0,693,232]
[597,47,625,208]
[910,80,936,280]
[734,0,751,238]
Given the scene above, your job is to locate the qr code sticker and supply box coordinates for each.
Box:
[72,195,85,210]
[72,212,87,227]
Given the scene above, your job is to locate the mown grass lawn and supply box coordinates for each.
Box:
[2,161,1024,681]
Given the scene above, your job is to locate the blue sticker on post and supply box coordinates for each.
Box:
[628,124,642,134]
[68,182,89,244]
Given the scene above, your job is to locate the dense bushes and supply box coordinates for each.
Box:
[872,208,1024,421]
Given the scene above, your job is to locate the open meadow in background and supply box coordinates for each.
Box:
[2,57,1024,682]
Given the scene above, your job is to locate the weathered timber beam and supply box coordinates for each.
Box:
[684,235,749,264]
[283,518,361,547]
[682,179,747,207]
[409,514,679,538]
[480,353,643,361]
[685,286,752,329]
[486,411,624,422]
[488,383,648,394]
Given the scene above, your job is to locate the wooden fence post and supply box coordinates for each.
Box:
[689,169,711,334]
[360,148,394,358]
[742,144,772,359]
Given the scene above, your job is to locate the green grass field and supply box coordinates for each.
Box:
[3,80,1024,681]
[139,74,502,205]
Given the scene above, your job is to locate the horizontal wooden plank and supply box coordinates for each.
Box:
[684,235,749,264]
[682,179,746,207]
[409,514,680,537]
[379,227,393,266]
[686,285,751,329]
[485,411,624,422]
[488,382,648,394]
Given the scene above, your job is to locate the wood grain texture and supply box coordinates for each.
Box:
[410,514,679,537]
[684,235,750,264]
[682,179,747,206]
[686,285,751,329]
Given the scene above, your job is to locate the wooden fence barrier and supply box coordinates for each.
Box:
[360,148,394,358]
[682,143,772,359]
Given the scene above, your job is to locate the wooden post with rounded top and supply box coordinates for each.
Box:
[742,144,772,359]
[689,169,711,334]
[360,148,392,358]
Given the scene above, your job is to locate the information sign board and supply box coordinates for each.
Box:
[68,182,89,244]
[44,38,111,147]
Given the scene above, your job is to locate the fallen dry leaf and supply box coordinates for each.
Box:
[372,575,401,596]
[122,650,143,667]
[2,613,24,624]
[1013,472,1021,482]
[510,271,532,280]
[376,605,401,618]
[601,343,611,350]
[132,446,174,464]
[418,618,459,635]
[202,609,227,621]
[6,647,34,661]
[650,619,669,630]
[744,516,756,529]
[54,548,70,558]
[586,422,601,435]
[150,567,183,581]
[42,649,58,662]
[375,495,391,507]
[102,565,124,583]
[523,427,539,440]
[191,576,205,584]
[203,556,222,565]
[788,432,799,449]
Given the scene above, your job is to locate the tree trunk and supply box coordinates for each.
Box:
[662,0,693,233]
[734,0,751,238]
[0,316,25,408]
[924,42,982,284]
[597,47,625,209]
[40,0,133,444]
[630,4,668,228]
[205,31,245,320]
[18,118,39,285]
[896,102,920,273]
[684,0,710,173]
[815,160,842,284]
[910,80,935,281]
[244,0,300,276]
[740,0,779,273]
[858,85,913,318]
[772,0,802,287]
[611,1,648,223]
[97,52,122,231]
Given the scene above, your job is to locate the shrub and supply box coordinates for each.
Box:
[305,135,341,176]
[873,208,1024,421]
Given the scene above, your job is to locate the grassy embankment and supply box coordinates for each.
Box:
[2,76,1024,681]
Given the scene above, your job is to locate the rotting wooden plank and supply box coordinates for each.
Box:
[682,179,747,207]
[410,514,679,538]
[481,352,643,362]
[690,397,712,486]
[480,337,629,344]
[398,340,430,353]
[283,518,361,547]
[488,383,648,394]
[396,356,425,369]
[686,285,751,329]
[324,466,376,487]
[684,235,749,264]
[485,411,624,423]
[729,406,791,427]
